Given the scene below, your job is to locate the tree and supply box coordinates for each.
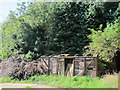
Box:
[0,11,21,59]
[49,2,119,55]
[0,2,55,60]
[0,2,119,61]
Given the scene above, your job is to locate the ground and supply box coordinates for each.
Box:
[0,83,55,89]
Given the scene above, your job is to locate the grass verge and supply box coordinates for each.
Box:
[0,73,118,88]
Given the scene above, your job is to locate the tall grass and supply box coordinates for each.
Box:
[0,73,118,88]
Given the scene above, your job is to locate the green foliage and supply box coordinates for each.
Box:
[15,2,54,60]
[0,2,54,60]
[85,23,120,62]
[50,2,89,54]
[0,74,118,88]
[0,11,21,60]
[0,2,119,60]
[50,2,119,55]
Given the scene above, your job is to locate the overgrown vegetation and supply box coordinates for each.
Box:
[0,74,118,88]
[0,2,119,59]
[0,1,120,77]
[86,23,120,61]
[85,23,120,73]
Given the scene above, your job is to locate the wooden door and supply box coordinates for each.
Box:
[73,57,97,77]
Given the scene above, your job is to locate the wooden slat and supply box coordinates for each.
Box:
[73,61,75,76]
[73,60,83,62]
[84,58,86,75]
[41,56,97,58]
[86,60,94,69]
[56,58,58,75]
[41,58,49,68]
[48,57,50,75]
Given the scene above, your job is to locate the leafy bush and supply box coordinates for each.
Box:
[84,23,120,72]
[85,23,120,61]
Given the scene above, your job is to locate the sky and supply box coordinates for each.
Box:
[0,0,60,24]
[0,0,33,24]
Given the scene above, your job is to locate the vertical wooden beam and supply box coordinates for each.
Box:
[92,56,98,78]
[56,57,58,75]
[73,60,75,76]
[63,58,65,75]
[84,58,86,76]
[48,57,50,75]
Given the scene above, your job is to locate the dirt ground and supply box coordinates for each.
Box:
[0,83,55,89]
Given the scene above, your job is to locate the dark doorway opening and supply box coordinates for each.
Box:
[64,58,73,75]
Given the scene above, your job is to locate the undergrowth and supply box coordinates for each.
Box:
[0,73,118,88]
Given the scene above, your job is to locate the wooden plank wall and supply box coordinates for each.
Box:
[49,57,57,75]
[40,56,98,77]
[73,57,98,77]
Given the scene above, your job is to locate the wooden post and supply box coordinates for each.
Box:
[84,58,86,75]
[73,60,75,76]
[56,57,58,75]
[63,58,65,76]
[92,56,98,78]
[48,57,50,75]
